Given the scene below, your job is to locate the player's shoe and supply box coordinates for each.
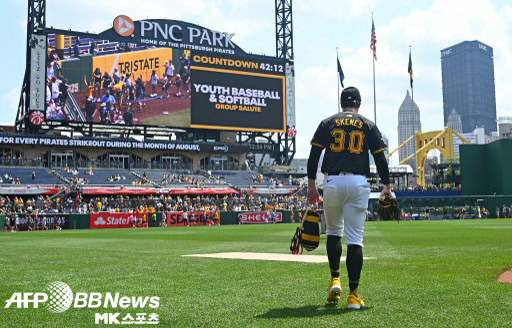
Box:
[346,289,364,309]
[326,277,342,303]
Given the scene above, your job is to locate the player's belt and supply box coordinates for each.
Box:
[326,171,354,176]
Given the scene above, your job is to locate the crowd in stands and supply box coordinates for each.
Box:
[63,167,89,185]
[70,177,88,185]
[64,167,81,175]
[392,205,512,220]
[1,173,22,185]
[394,184,461,192]
[162,174,203,185]
[107,174,126,182]
[0,193,310,215]
[367,184,461,192]
[160,173,227,186]
[250,174,304,187]
[45,47,68,121]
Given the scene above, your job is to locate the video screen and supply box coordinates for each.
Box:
[45,33,286,132]
[45,34,191,127]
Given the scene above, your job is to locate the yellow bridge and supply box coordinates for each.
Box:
[387,127,470,187]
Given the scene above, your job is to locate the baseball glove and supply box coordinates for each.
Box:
[290,210,320,254]
[376,194,400,220]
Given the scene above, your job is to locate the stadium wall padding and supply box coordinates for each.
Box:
[461,139,512,195]
[220,211,238,225]
[68,214,90,229]
[0,214,90,230]
[148,212,160,227]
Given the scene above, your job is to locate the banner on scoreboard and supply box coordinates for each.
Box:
[92,48,172,83]
[165,211,218,226]
[30,34,47,111]
[237,211,282,224]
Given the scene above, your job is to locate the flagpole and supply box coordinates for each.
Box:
[410,45,415,172]
[373,54,376,124]
[337,47,340,113]
[372,13,377,124]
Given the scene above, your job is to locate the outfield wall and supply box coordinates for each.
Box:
[3,206,509,231]
[460,139,512,195]
[1,211,302,230]
[0,214,89,230]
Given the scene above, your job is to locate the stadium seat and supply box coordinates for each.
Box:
[0,167,60,185]
[56,168,138,185]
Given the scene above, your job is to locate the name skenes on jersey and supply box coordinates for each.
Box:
[310,112,387,176]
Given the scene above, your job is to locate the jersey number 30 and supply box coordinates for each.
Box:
[329,129,365,154]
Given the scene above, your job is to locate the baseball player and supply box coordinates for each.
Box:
[307,87,390,309]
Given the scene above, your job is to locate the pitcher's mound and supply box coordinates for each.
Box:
[183,252,374,263]
[497,270,512,283]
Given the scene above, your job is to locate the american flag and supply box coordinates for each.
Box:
[370,18,377,60]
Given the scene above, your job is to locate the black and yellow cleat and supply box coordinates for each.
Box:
[346,289,365,309]
[327,277,342,303]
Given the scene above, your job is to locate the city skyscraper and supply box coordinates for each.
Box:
[398,90,421,170]
[441,40,497,134]
[446,108,462,133]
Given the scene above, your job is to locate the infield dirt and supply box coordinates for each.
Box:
[497,269,512,283]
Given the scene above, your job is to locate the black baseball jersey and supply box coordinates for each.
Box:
[311,112,387,176]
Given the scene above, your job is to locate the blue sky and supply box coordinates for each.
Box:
[1,0,511,162]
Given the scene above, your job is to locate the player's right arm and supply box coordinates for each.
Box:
[307,121,328,204]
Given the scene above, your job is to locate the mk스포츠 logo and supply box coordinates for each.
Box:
[113,15,135,37]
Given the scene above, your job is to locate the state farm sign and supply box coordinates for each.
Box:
[90,213,145,229]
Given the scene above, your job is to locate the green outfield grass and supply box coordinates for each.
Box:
[1,220,512,327]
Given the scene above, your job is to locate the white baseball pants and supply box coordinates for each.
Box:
[323,174,370,246]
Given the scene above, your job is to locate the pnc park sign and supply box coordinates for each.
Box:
[95,15,246,56]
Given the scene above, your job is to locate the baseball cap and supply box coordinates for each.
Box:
[340,87,361,107]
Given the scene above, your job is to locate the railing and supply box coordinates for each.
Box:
[0,159,43,167]
[201,163,247,171]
